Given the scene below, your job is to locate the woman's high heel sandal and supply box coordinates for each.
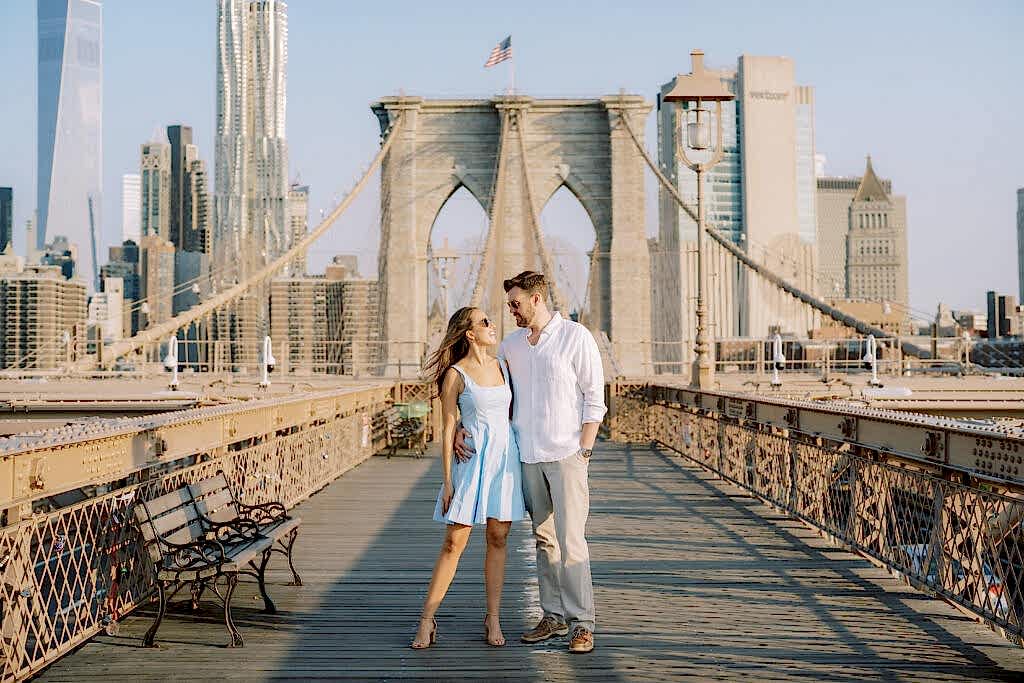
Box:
[483,614,506,647]
[410,616,437,649]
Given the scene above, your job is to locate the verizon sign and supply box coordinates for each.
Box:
[749,90,789,101]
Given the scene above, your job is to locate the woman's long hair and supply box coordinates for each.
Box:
[424,307,478,396]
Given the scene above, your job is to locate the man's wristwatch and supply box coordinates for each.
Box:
[579,447,593,459]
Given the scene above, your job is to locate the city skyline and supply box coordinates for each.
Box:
[0,0,1020,314]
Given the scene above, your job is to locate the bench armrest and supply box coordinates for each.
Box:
[236,501,288,526]
[158,537,228,575]
[201,516,263,545]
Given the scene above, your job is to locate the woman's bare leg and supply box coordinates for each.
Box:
[484,519,512,645]
[412,523,472,645]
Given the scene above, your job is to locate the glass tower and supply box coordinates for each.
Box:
[37,0,102,290]
[121,174,141,244]
[795,87,817,245]
[0,188,12,252]
[214,0,289,286]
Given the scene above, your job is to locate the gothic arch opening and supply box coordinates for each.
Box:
[540,184,598,324]
[373,95,651,376]
[427,185,489,343]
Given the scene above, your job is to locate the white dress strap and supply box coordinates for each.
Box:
[450,364,473,387]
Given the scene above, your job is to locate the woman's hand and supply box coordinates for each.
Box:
[441,480,455,515]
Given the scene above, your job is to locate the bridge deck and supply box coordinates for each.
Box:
[41,444,1022,681]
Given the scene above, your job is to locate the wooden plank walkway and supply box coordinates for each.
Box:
[41,443,1023,681]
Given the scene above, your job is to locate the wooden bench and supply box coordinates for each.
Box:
[134,474,302,647]
[385,401,429,458]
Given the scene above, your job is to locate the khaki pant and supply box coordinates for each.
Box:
[522,452,595,632]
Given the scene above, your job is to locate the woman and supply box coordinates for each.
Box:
[410,307,526,649]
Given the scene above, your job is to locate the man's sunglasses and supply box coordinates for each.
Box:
[506,300,524,311]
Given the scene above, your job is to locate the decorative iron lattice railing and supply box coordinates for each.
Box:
[607,382,1024,647]
[0,382,428,681]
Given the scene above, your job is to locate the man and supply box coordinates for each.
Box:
[457,270,605,654]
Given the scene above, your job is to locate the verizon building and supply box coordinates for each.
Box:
[737,56,818,340]
[653,54,818,372]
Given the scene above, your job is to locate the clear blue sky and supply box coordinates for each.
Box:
[0,0,1020,315]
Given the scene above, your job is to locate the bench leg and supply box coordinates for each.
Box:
[190,579,207,610]
[284,528,302,586]
[143,580,168,647]
[223,574,243,648]
[257,550,277,614]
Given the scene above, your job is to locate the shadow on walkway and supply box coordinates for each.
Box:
[39,444,1024,681]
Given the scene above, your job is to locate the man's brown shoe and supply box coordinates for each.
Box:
[521,616,569,643]
[568,626,594,654]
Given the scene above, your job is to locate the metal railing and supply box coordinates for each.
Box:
[0,339,430,380]
[612,336,1024,379]
[607,381,1024,646]
[0,382,426,681]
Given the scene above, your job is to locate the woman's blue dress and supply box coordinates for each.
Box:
[433,362,526,525]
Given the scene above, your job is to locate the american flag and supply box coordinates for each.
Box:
[484,36,512,68]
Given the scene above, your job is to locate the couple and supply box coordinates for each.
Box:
[410,270,606,654]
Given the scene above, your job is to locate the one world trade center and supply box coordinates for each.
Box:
[37,0,102,291]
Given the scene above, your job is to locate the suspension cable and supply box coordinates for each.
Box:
[470,110,511,307]
[617,110,929,359]
[515,108,570,313]
[79,114,407,369]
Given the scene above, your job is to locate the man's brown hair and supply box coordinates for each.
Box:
[503,270,548,297]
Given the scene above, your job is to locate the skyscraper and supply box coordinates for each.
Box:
[817,171,894,297]
[181,156,211,256]
[140,142,171,240]
[0,188,12,252]
[214,0,289,365]
[844,157,909,306]
[37,0,102,291]
[794,86,817,245]
[1017,188,1023,303]
[167,125,193,251]
[139,235,175,326]
[287,183,309,276]
[0,264,87,369]
[121,174,141,243]
[101,240,140,336]
[215,0,289,285]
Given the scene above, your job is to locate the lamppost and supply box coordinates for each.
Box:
[662,49,735,390]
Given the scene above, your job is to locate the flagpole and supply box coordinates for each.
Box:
[509,47,515,95]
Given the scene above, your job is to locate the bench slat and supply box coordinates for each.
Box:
[162,521,207,547]
[192,491,239,524]
[138,488,193,520]
[147,504,204,539]
[189,473,231,496]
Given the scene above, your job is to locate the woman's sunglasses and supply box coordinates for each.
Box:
[477,317,493,328]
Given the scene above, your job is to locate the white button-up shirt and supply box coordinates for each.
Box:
[499,312,606,464]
